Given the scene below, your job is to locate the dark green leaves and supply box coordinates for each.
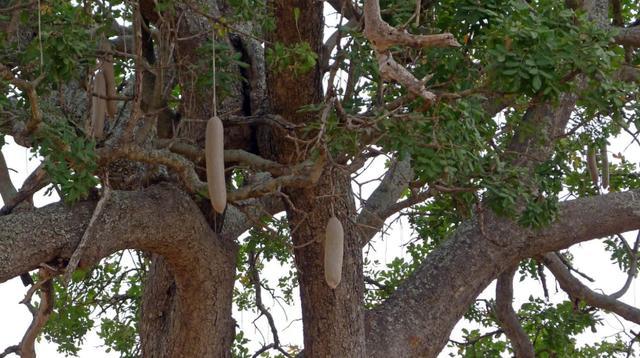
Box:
[266,42,318,75]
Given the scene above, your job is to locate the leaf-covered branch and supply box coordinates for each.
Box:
[362,0,460,103]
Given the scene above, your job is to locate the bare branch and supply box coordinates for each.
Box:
[357,156,415,246]
[0,163,47,215]
[0,184,236,357]
[542,253,640,325]
[0,346,19,358]
[362,0,460,104]
[495,266,535,358]
[325,0,361,22]
[19,268,56,358]
[0,150,17,202]
[609,232,640,299]
[63,187,112,284]
[247,250,292,358]
[227,157,325,203]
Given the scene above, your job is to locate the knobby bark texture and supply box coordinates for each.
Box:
[0,184,237,357]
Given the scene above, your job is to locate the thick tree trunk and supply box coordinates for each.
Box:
[287,172,366,356]
[139,250,237,358]
[262,1,367,356]
[0,184,238,357]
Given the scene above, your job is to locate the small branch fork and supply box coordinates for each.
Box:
[63,186,112,285]
[247,250,292,358]
[1,265,59,358]
[362,0,460,105]
[99,144,325,203]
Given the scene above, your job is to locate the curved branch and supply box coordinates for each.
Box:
[362,0,460,103]
[495,266,535,358]
[0,183,236,357]
[357,156,414,246]
[365,188,640,357]
[609,232,640,299]
[542,253,640,325]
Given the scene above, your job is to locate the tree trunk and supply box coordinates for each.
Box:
[261,1,367,356]
[287,172,366,356]
[140,251,237,358]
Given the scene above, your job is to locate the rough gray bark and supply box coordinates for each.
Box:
[365,187,640,357]
[0,184,237,357]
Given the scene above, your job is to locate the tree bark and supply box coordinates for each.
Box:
[287,172,366,357]
[0,184,237,357]
[365,188,640,357]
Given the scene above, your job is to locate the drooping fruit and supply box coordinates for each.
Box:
[324,215,344,289]
[205,115,226,213]
[90,71,107,139]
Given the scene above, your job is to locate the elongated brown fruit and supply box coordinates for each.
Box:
[102,60,117,118]
[99,40,118,118]
[601,144,609,189]
[586,147,599,187]
[324,216,344,289]
[90,70,107,139]
[205,116,226,213]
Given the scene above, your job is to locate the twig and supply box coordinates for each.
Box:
[19,267,57,358]
[248,250,292,358]
[63,186,112,285]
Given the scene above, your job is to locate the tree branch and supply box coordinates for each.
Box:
[0,150,17,202]
[609,232,640,299]
[615,27,640,47]
[366,188,640,357]
[18,267,56,358]
[362,0,460,103]
[0,62,44,134]
[0,183,236,357]
[542,252,640,325]
[357,156,415,246]
[495,266,535,358]
[248,250,292,358]
[0,163,47,215]
[325,0,361,22]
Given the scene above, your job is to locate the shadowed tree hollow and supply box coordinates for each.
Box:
[2,0,640,356]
